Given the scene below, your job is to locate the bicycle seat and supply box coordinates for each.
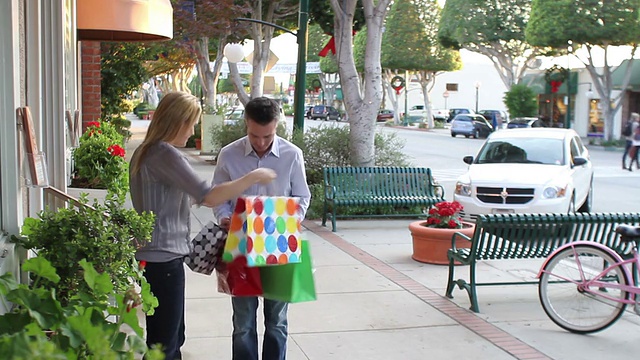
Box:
[615,224,640,242]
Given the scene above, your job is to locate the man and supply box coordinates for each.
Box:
[213,97,311,360]
[622,112,640,171]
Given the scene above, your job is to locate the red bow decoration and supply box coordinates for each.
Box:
[319,35,336,57]
[550,80,562,93]
[318,31,357,57]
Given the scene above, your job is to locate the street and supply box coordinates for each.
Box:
[296,117,640,213]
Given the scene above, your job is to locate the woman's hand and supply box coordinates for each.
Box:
[250,168,277,184]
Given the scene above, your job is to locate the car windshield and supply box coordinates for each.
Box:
[475,138,564,165]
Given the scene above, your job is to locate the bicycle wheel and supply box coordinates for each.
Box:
[539,244,630,334]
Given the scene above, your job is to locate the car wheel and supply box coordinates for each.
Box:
[451,133,456,137]
[464,135,470,138]
[577,180,593,213]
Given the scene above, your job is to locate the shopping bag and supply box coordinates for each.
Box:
[223,196,302,267]
[216,256,263,297]
[184,221,227,275]
[260,240,316,303]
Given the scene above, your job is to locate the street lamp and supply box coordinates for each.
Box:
[474,81,481,113]
[223,43,245,63]
[565,40,573,129]
[234,0,309,132]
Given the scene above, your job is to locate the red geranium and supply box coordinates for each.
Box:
[424,201,465,229]
[107,144,126,157]
[87,121,101,128]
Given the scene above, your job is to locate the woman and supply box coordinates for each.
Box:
[129,92,275,359]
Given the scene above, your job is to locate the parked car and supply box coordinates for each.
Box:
[453,128,593,221]
[377,109,394,122]
[304,105,314,119]
[407,105,427,119]
[450,114,494,138]
[478,109,509,127]
[447,108,475,122]
[507,117,547,129]
[311,105,342,121]
[224,108,244,126]
[432,109,449,122]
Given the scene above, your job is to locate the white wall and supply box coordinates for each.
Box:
[386,50,509,113]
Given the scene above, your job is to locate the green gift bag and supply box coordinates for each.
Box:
[260,240,317,303]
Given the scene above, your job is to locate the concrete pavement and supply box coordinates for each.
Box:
[126,116,640,360]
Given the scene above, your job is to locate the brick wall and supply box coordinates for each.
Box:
[81,41,101,131]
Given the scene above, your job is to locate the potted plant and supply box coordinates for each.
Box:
[12,193,154,306]
[69,121,128,200]
[0,257,162,359]
[409,201,475,265]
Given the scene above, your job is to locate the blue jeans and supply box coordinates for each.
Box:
[232,296,288,360]
[144,258,186,360]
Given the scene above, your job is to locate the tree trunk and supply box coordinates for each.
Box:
[331,0,391,167]
[418,70,437,129]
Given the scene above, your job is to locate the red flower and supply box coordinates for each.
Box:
[425,201,464,229]
[448,220,458,228]
[87,121,101,128]
[107,144,126,157]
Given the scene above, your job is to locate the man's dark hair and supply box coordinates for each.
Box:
[244,97,280,125]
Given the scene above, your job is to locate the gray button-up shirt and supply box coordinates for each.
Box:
[212,136,311,221]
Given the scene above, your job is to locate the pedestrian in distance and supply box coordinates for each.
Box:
[129,91,276,360]
[213,96,312,360]
[623,112,640,171]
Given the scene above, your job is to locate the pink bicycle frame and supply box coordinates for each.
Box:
[537,241,640,304]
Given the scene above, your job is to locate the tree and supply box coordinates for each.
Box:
[382,0,461,128]
[100,43,149,119]
[526,0,640,141]
[503,84,538,117]
[439,0,546,89]
[226,0,300,105]
[309,0,392,167]
[173,0,248,110]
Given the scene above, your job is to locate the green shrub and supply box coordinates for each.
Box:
[504,84,538,118]
[209,121,289,155]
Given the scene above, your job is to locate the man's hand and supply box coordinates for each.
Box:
[219,217,231,231]
[250,168,277,184]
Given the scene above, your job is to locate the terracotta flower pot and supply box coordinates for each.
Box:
[409,220,475,265]
[194,138,202,150]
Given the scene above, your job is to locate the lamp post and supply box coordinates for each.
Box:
[234,0,309,133]
[565,40,573,129]
[474,81,481,113]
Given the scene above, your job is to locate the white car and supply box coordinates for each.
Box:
[453,128,593,221]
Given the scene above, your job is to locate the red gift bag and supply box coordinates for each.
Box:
[216,256,263,297]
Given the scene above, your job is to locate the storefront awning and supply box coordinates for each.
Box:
[520,72,578,95]
[77,0,173,42]
[612,59,640,91]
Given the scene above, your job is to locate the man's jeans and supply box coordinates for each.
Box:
[144,258,186,360]
[232,296,288,360]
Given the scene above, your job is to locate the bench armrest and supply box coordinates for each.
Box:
[432,182,445,199]
[451,231,471,251]
[324,183,336,200]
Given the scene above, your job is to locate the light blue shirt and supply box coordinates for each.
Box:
[212,135,311,222]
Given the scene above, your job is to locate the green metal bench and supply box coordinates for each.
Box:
[322,166,445,232]
[446,212,640,313]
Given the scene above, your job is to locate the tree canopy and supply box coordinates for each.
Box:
[439,0,544,87]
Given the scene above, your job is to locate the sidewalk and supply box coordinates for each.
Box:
[127,117,640,360]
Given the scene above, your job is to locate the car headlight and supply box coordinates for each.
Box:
[542,185,567,199]
[455,182,472,197]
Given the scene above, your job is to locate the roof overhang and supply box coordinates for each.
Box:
[77,0,173,42]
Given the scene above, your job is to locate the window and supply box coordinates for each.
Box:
[446,83,459,92]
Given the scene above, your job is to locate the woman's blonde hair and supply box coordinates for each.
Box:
[130,91,202,174]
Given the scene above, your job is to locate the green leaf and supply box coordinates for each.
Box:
[22,257,60,284]
[79,259,113,295]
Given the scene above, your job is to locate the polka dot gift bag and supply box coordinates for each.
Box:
[222,196,302,267]
[184,221,227,275]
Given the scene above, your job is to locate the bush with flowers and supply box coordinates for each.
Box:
[424,201,465,229]
[71,121,128,193]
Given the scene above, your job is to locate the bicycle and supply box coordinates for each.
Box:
[537,224,640,334]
